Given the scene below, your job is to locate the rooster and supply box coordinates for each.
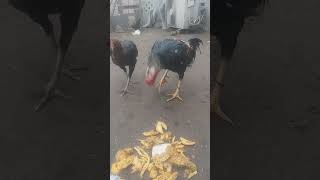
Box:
[212,0,268,124]
[9,0,86,111]
[145,38,203,102]
[110,39,138,96]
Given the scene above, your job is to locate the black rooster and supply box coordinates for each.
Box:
[110,39,138,96]
[9,0,85,111]
[145,38,203,102]
[212,0,267,123]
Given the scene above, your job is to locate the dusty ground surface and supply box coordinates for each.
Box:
[110,29,210,179]
[0,1,106,180]
[214,0,320,179]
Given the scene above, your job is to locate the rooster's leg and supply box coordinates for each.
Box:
[45,21,83,81]
[120,66,129,96]
[158,70,169,93]
[212,60,233,124]
[120,66,128,76]
[27,16,70,111]
[49,34,82,81]
[167,80,183,102]
[35,45,71,111]
[35,13,80,111]
[121,75,130,96]
[121,64,135,96]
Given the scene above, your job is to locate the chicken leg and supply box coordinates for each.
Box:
[35,12,82,111]
[48,27,86,81]
[158,69,169,93]
[167,80,183,102]
[119,66,129,96]
[121,75,130,96]
[212,60,233,124]
[120,64,135,96]
[35,45,71,111]
[37,15,83,82]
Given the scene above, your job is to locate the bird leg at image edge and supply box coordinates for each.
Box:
[212,60,233,124]
[35,45,71,111]
[49,30,86,81]
[35,14,80,111]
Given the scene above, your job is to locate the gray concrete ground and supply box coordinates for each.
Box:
[110,29,210,179]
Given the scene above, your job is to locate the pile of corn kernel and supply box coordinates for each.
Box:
[111,120,198,180]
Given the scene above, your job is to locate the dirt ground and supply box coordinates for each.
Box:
[214,0,320,179]
[0,1,106,180]
[110,29,210,179]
